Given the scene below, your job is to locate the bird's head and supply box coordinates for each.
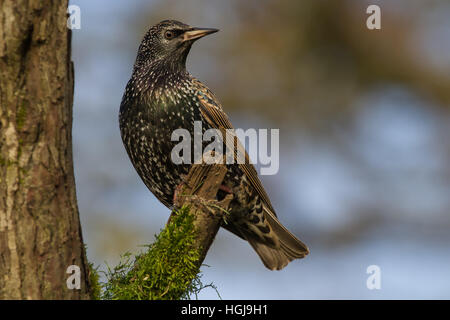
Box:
[134,20,218,72]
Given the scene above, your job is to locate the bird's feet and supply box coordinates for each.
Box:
[216,184,233,201]
[173,181,185,205]
[219,184,232,194]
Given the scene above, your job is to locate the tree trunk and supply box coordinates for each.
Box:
[0,0,91,299]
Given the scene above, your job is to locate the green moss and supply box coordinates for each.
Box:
[101,205,218,300]
[4,159,18,167]
[89,262,101,300]
[16,101,27,129]
[0,155,16,167]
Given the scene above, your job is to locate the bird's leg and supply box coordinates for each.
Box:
[173,182,186,205]
[216,184,233,202]
[173,174,189,205]
[219,184,232,194]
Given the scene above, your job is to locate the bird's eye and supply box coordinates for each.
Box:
[164,30,175,40]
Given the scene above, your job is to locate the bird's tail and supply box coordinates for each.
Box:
[247,209,309,270]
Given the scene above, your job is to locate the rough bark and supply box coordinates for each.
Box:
[0,0,91,299]
[172,158,233,269]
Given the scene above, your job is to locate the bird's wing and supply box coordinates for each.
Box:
[193,79,276,214]
[193,80,310,270]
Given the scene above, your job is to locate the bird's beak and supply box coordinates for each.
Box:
[182,27,219,42]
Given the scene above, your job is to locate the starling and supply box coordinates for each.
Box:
[119,20,309,270]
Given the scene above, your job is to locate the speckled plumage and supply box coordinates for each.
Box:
[119,20,309,270]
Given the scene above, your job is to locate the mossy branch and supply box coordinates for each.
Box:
[101,159,232,300]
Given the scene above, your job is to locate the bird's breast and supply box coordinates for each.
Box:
[119,87,207,207]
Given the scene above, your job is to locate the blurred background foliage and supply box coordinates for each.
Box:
[71,0,450,298]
